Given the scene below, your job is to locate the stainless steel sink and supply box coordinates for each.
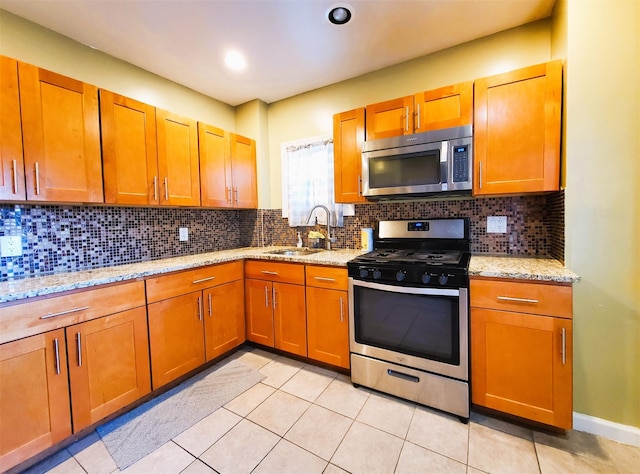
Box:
[264,248,322,256]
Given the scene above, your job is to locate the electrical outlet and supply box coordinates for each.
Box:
[487,216,507,234]
[179,227,189,242]
[0,236,22,257]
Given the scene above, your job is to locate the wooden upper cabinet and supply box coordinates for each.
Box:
[100,90,159,205]
[18,62,103,203]
[365,96,414,140]
[333,108,366,203]
[228,133,258,208]
[474,60,562,195]
[414,81,473,133]
[156,109,201,206]
[199,123,230,207]
[0,56,25,201]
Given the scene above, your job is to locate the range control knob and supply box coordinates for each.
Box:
[373,269,382,279]
[359,268,369,278]
[438,274,449,285]
[421,273,431,284]
[396,270,406,282]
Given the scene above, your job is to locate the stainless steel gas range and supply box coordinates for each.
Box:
[347,218,471,421]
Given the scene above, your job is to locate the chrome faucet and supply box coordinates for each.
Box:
[306,204,334,250]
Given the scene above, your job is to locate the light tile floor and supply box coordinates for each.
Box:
[22,348,639,474]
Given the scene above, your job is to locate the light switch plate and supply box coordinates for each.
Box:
[0,235,22,257]
[487,216,507,234]
[179,227,189,242]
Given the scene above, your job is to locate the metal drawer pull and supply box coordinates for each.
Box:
[40,306,90,320]
[314,276,336,282]
[197,296,203,321]
[272,287,277,309]
[387,369,419,383]
[54,338,61,375]
[35,162,41,195]
[261,270,279,275]
[193,276,216,284]
[12,159,18,194]
[339,296,344,322]
[76,332,82,367]
[497,296,539,304]
[561,328,566,365]
[264,286,269,308]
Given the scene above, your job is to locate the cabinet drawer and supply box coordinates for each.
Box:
[244,260,305,285]
[0,281,146,345]
[470,278,572,319]
[146,261,243,303]
[305,265,348,290]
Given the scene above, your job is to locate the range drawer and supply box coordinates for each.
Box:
[470,278,572,319]
[146,261,243,303]
[244,260,305,285]
[0,280,146,344]
[305,265,348,290]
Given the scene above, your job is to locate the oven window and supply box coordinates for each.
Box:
[353,285,459,365]
[369,150,441,189]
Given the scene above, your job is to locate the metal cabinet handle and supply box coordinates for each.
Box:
[40,306,90,320]
[35,162,40,195]
[12,159,18,194]
[227,187,232,204]
[261,270,279,275]
[164,177,169,201]
[272,287,277,309]
[193,276,216,284]
[208,293,213,317]
[153,176,158,201]
[264,286,270,308]
[416,104,421,130]
[479,162,483,189]
[561,328,567,365]
[234,187,239,204]
[405,106,409,131]
[339,296,344,322]
[76,332,82,367]
[197,296,203,321]
[497,296,540,304]
[357,175,362,196]
[314,276,336,282]
[54,338,61,375]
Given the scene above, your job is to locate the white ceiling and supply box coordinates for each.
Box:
[0,0,556,106]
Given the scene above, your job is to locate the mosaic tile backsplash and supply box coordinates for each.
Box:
[1,191,564,281]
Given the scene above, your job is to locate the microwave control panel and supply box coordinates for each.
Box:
[452,145,469,183]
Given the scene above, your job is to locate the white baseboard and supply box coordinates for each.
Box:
[573,412,640,447]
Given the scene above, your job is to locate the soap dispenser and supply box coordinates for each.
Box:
[296,232,303,248]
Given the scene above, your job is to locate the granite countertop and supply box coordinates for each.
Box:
[0,248,580,304]
[469,255,580,283]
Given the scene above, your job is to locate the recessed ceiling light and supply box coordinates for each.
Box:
[327,5,352,25]
[224,50,247,73]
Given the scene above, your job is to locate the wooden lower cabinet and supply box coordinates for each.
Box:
[470,277,573,429]
[67,307,151,432]
[148,292,206,389]
[0,330,71,472]
[204,280,246,361]
[306,286,349,369]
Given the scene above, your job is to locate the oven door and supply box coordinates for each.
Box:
[348,278,468,381]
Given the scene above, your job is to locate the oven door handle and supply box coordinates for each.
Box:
[350,278,460,297]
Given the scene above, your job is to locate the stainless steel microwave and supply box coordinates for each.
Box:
[361,125,473,199]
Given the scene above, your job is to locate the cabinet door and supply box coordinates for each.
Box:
[244,279,275,347]
[306,287,349,369]
[148,292,205,389]
[414,81,473,133]
[0,56,25,200]
[100,90,159,205]
[19,62,103,202]
[273,282,307,357]
[156,109,201,206]
[365,96,414,139]
[199,123,231,208]
[0,330,71,472]
[333,108,366,203]
[204,280,245,361]
[67,307,151,432]
[474,61,562,195]
[229,133,258,208]
[471,308,572,428]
